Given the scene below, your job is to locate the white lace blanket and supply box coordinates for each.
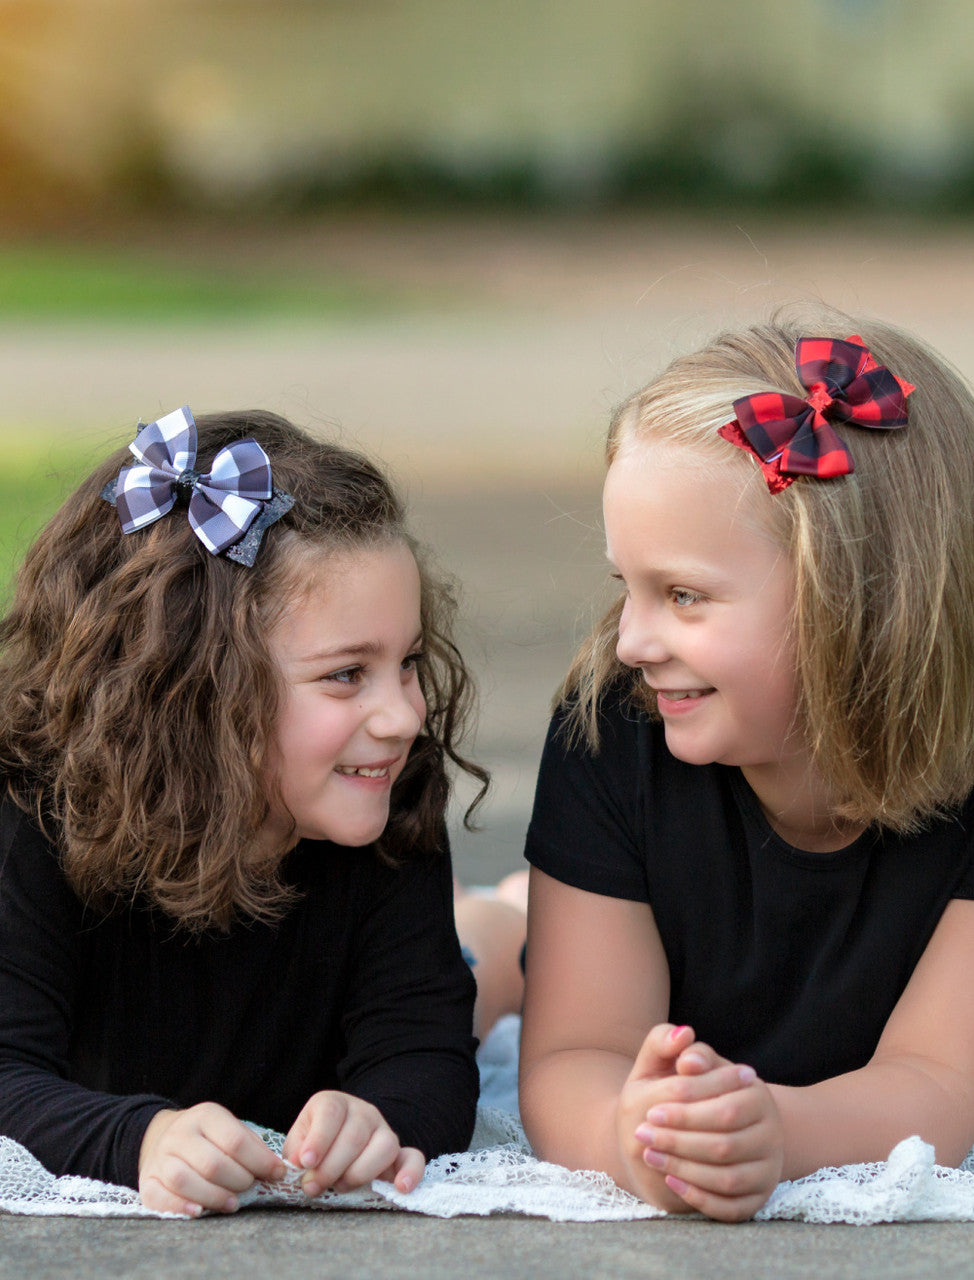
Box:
[3,1017,974,1224]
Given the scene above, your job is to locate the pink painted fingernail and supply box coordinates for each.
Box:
[398,1175,415,1193]
[669,1025,689,1041]
[634,1125,654,1143]
[647,1106,668,1125]
[683,1051,708,1071]
[738,1065,757,1084]
[643,1148,666,1169]
[184,1202,203,1218]
[665,1175,690,1195]
[300,1150,318,1169]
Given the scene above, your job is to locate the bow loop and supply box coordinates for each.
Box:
[718,334,915,492]
[102,406,291,564]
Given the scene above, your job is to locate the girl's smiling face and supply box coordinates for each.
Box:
[604,442,809,796]
[262,541,427,850]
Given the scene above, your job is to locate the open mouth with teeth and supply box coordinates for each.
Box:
[659,690,708,701]
[335,765,391,778]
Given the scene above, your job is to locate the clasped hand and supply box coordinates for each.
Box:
[617,1024,784,1221]
[138,1092,425,1216]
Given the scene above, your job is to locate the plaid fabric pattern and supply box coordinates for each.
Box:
[112,406,275,556]
[717,335,915,491]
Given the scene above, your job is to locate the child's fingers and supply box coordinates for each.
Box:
[628,1023,696,1082]
[138,1174,204,1218]
[644,1074,764,1135]
[207,1118,286,1183]
[652,1149,773,1199]
[638,1062,758,1116]
[636,1114,770,1166]
[336,1146,425,1196]
[141,1150,246,1215]
[389,1146,426,1194]
[305,1121,400,1195]
[183,1138,267,1196]
[675,1040,732,1076]
[138,1104,284,1215]
[285,1092,351,1171]
[662,1173,773,1224]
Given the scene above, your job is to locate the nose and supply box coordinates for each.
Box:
[615,596,669,670]
[367,675,426,743]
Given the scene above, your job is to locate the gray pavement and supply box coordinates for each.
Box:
[5,214,974,1272]
[2,1208,972,1279]
[412,484,609,883]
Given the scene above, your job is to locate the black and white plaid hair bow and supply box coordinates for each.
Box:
[102,406,293,566]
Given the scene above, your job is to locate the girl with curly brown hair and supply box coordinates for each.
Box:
[0,407,486,1216]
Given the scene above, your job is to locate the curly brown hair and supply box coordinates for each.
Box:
[0,410,486,931]
[565,305,974,834]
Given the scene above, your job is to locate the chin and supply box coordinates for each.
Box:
[310,817,389,847]
[663,734,720,767]
[336,830,385,847]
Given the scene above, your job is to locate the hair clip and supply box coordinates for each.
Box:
[101,406,294,566]
[718,335,915,493]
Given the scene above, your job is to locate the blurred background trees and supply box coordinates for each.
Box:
[4,0,974,224]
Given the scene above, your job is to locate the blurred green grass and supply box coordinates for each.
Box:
[0,244,411,322]
[0,234,453,596]
[0,238,426,596]
[0,445,92,601]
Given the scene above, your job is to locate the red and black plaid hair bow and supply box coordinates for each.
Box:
[717,335,915,493]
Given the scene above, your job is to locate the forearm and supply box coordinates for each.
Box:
[774,1055,974,1179]
[521,1048,626,1174]
[0,1056,172,1188]
[520,1047,685,1210]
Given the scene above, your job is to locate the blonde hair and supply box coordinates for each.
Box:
[566,305,974,833]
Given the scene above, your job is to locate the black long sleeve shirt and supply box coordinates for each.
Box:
[0,799,478,1189]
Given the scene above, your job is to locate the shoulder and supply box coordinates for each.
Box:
[0,793,86,936]
[527,685,656,900]
[917,790,974,899]
[0,793,60,865]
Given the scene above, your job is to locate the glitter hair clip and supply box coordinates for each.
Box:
[717,335,915,493]
[101,406,294,566]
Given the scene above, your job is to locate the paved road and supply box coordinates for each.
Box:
[4,1206,974,1280]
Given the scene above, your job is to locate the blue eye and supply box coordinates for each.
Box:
[671,588,702,607]
[324,666,363,685]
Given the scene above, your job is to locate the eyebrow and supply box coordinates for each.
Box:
[605,549,735,589]
[294,632,424,665]
[605,548,708,573]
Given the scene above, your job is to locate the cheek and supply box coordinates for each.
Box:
[274,692,351,767]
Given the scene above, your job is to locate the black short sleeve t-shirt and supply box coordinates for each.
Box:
[525,691,974,1087]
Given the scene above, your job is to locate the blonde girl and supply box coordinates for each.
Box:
[520,310,974,1221]
[0,408,485,1216]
